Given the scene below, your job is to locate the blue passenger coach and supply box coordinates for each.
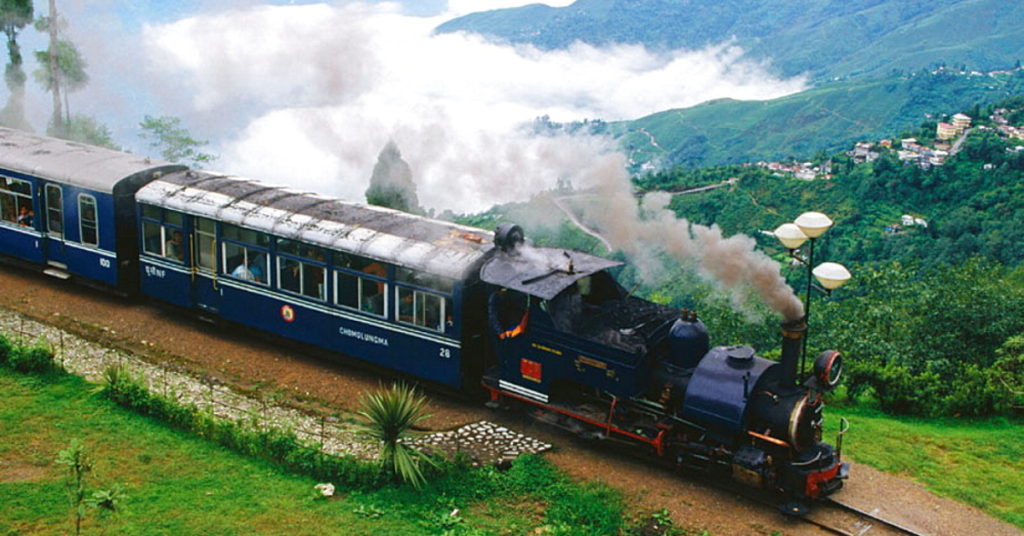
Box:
[0,128,183,290]
[135,169,496,389]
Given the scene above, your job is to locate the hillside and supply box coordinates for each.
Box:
[436,0,1024,82]
[607,67,1024,169]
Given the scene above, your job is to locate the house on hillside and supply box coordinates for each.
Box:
[952,113,972,133]
[937,122,958,140]
[849,142,878,163]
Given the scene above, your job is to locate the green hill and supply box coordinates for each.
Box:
[436,0,1024,82]
[606,68,1024,169]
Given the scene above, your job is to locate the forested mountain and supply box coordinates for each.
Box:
[436,0,1024,82]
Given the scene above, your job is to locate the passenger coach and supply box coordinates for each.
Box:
[0,128,183,290]
[135,169,499,389]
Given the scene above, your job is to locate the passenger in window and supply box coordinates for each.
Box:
[231,262,255,280]
[399,292,415,322]
[166,230,184,260]
[17,206,33,227]
[304,249,326,299]
[249,255,266,283]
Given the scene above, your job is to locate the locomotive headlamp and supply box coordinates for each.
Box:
[813,350,843,389]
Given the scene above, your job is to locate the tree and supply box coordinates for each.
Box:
[56,439,92,536]
[34,0,61,135]
[0,0,33,130]
[33,1,90,138]
[63,113,117,149]
[138,115,217,167]
[365,140,421,214]
[32,39,87,114]
[55,439,127,536]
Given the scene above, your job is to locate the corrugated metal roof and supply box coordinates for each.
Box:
[136,169,495,280]
[0,127,176,193]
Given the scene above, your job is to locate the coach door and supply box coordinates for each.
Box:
[42,183,69,268]
[191,216,221,313]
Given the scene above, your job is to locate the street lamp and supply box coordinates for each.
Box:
[773,211,851,377]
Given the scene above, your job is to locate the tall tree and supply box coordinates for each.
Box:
[33,0,88,137]
[0,0,33,130]
[33,39,87,125]
[365,140,421,214]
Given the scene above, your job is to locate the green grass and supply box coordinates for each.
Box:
[0,368,635,536]
[825,403,1024,528]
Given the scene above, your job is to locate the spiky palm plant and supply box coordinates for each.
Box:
[357,382,434,488]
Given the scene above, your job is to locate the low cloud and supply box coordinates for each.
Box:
[20,1,806,213]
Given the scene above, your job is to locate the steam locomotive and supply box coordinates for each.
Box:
[0,127,847,511]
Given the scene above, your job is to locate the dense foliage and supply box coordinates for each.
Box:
[815,260,1024,417]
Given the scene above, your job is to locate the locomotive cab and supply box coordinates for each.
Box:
[479,235,680,404]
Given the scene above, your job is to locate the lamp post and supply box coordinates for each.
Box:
[773,212,851,377]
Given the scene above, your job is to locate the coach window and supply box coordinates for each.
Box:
[45,184,63,237]
[195,217,216,271]
[333,252,387,317]
[78,195,98,247]
[277,239,326,300]
[394,267,454,333]
[0,176,32,227]
[222,223,270,285]
[141,205,185,262]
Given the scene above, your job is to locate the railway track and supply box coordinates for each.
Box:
[801,498,931,536]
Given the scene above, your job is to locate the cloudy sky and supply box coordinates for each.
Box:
[13,0,807,213]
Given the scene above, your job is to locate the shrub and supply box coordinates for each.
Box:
[357,382,435,488]
[0,333,12,365]
[8,338,57,374]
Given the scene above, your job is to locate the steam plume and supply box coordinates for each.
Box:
[573,158,803,321]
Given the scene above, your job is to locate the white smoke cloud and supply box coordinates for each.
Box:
[123,2,805,212]
[18,1,806,213]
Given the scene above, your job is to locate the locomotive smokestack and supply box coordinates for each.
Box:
[780,317,807,388]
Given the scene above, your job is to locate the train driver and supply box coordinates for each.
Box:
[488,288,528,340]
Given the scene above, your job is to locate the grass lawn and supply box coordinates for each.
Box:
[826,403,1024,528]
[0,369,623,536]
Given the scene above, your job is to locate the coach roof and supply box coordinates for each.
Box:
[136,169,494,280]
[0,127,181,193]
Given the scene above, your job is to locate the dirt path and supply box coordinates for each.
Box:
[1,264,1019,536]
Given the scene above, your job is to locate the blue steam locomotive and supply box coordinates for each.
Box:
[0,127,847,510]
